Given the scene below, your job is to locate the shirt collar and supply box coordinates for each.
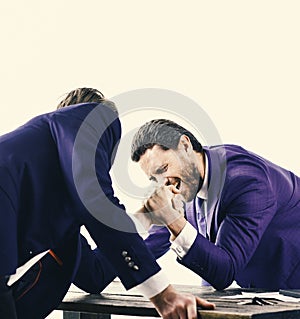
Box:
[197,153,208,200]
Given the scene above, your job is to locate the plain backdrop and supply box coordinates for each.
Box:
[1,1,299,318]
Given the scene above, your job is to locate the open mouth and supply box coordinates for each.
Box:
[173,178,181,190]
[166,177,181,190]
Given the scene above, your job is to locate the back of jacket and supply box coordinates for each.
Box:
[0,102,162,318]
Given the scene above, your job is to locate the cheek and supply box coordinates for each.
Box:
[139,157,152,176]
[174,159,187,174]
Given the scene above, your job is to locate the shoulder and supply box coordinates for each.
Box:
[50,102,121,135]
[206,144,270,177]
[206,144,274,202]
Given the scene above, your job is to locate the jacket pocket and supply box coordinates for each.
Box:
[12,261,42,301]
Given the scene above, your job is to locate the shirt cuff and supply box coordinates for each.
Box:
[170,222,197,259]
[133,270,170,299]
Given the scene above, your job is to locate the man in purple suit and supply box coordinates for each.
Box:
[0,89,214,319]
[131,119,300,290]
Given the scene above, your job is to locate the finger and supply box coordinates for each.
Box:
[177,310,187,319]
[171,199,182,214]
[175,193,185,202]
[180,296,198,319]
[146,184,160,198]
[142,204,155,223]
[195,296,215,310]
[166,184,181,194]
[139,206,148,214]
[144,200,152,213]
[150,185,165,198]
[177,206,185,216]
[172,195,184,208]
[167,313,180,319]
[143,198,149,209]
[145,196,161,212]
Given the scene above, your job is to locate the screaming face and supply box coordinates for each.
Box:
[139,137,204,202]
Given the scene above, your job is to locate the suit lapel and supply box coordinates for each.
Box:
[185,200,198,229]
[204,146,227,240]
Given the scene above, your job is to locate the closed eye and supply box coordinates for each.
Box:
[155,164,168,175]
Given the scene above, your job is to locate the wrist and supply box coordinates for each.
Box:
[149,284,176,317]
[167,217,187,241]
[149,284,174,303]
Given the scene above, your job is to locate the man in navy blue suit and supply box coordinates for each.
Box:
[130,119,300,290]
[0,89,214,319]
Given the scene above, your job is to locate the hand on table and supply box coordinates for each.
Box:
[150,284,215,319]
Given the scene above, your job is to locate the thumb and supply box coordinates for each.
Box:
[195,296,215,310]
[166,184,181,194]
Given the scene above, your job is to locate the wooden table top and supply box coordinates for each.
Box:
[59,281,300,318]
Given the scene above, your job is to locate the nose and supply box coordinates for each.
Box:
[156,175,169,186]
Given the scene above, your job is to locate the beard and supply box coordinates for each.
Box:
[181,162,204,202]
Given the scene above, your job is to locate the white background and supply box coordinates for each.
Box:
[1,1,299,318]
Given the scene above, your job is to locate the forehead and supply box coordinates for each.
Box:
[139,145,172,172]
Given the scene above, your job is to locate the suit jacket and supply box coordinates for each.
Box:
[145,145,300,290]
[0,102,160,319]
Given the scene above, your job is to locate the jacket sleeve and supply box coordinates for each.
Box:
[178,170,277,290]
[73,235,117,294]
[50,105,164,292]
[144,225,171,259]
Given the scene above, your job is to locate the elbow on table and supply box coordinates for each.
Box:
[207,263,236,291]
[211,278,234,291]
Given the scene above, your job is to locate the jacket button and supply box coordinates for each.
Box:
[125,256,131,262]
[133,265,139,271]
[128,261,134,268]
[121,251,128,257]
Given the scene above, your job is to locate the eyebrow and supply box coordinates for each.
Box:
[155,164,168,175]
[148,164,167,182]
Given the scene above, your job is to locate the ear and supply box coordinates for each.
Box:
[178,135,192,153]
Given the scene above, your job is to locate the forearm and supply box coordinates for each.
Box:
[74,247,117,294]
[178,235,235,290]
[145,225,171,259]
[84,213,164,291]
[167,216,187,241]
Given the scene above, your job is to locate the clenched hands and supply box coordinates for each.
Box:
[133,185,187,239]
[145,185,184,225]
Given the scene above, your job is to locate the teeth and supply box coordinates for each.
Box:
[168,178,181,189]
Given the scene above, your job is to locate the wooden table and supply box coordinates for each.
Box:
[58,281,300,318]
